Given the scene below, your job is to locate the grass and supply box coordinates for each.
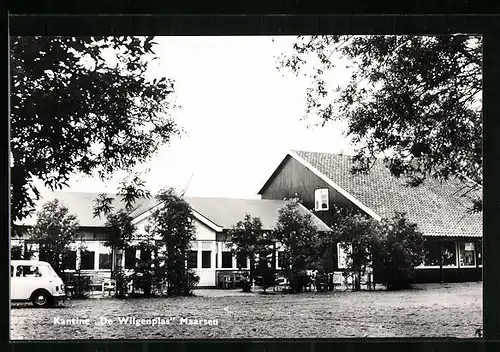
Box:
[10,282,482,339]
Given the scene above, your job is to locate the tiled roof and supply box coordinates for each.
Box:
[16,192,331,232]
[293,150,482,237]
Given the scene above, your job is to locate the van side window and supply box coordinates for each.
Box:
[16,266,23,277]
[17,265,42,277]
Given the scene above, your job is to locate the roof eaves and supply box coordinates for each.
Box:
[191,209,224,232]
[257,154,292,195]
[289,150,382,222]
[131,203,163,225]
[296,203,332,232]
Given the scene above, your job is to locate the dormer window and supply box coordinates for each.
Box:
[314,188,329,211]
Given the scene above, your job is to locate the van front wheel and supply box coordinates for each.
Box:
[31,290,53,308]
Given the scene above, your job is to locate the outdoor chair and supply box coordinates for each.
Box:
[273,277,288,292]
[102,278,116,297]
[360,272,375,290]
[89,277,104,294]
[223,275,234,289]
[332,272,347,291]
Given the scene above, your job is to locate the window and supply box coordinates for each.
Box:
[236,253,247,269]
[221,252,232,268]
[39,245,49,262]
[337,242,352,269]
[441,240,457,266]
[16,265,41,277]
[99,253,112,269]
[80,250,95,270]
[124,248,137,269]
[188,250,198,268]
[459,241,476,267]
[314,188,329,211]
[423,240,440,266]
[477,240,482,266]
[98,242,112,269]
[63,250,77,270]
[277,251,285,269]
[202,251,211,268]
[423,240,457,267]
[140,249,151,261]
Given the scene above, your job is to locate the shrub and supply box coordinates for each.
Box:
[274,198,323,294]
[331,208,382,291]
[229,214,274,292]
[373,213,425,290]
[329,208,424,291]
[62,269,91,299]
[10,244,23,260]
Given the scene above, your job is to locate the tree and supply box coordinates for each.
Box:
[10,244,24,260]
[373,213,425,290]
[92,173,150,297]
[273,198,323,293]
[10,36,179,223]
[278,35,482,211]
[229,214,274,292]
[93,174,150,269]
[28,199,80,276]
[128,229,163,297]
[148,188,199,296]
[331,208,382,291]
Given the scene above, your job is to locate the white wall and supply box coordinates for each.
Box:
[194,220,217,241]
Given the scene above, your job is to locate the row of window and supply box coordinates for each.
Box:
[11,265,42,277]
[186,250,286,269]
[421,239,482,268]
[13,238,481,271]
[62,250,112,270]
[335,239,482,270]
[31,241,281,271]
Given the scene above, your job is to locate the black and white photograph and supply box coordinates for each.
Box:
[9,33,483,340]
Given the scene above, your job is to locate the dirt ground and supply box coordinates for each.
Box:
[10,282,482,340]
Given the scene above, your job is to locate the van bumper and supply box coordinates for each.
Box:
[53,294,67,303]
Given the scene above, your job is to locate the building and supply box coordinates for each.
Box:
[12,149,482,287]
[258,150,483,283]
[12,192,331,288]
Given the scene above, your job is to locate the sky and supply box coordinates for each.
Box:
[37,36,356,199]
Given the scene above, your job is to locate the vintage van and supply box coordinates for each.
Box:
[10,260,66,307]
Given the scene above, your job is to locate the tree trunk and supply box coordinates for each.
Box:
[355,270,362,291]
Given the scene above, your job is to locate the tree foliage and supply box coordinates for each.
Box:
[148,188,199,296]
[10,36,179,222]
[273,198,323,293]
[373,213,425,290]
[278,35,482,210]
[331,207,425,291]
[332,208,381,291]
[229,214,273,292]
[10,244,24,260]
[28,199,81,276]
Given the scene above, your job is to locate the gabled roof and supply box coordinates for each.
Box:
[312,150,479,236]
[260,150,482,237]
[16,192,331,233]
[185,197,331,232]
